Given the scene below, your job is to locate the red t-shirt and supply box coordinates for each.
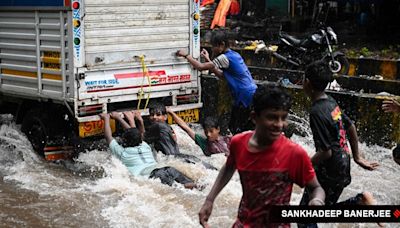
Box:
[227,131,315,227]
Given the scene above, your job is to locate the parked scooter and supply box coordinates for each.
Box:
[272,25,350,75]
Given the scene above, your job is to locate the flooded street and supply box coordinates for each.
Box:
[0,114,399,227]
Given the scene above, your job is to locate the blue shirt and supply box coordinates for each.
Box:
[109,139,157,177]
[213,49,257,107]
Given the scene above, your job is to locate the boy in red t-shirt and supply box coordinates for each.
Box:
[198,85,325,227]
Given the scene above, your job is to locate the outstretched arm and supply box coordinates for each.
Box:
[198,163,235,227]
[347,124,379,170]
[166,107,195,140]
[133,110,145,139]
[176,49,223,78]
[110,111,131,130]
[100,113,113,144]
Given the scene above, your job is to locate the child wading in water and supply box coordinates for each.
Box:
[100,111,199,189]
[144,102,217,170]
[167,108,231,156]
[198,85,325,227]
[299,61,381,227]
[382,98,400,165]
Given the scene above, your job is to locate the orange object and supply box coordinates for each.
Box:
[211,0,232,29]
[44,146,74,161]
[229,0,240,15]
[201,0,214,7]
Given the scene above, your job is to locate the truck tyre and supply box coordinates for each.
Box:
[21,110,49,157]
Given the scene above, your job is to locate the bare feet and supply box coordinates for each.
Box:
[183,183,206,191]
[359,192,376,205]
[360,192,384,227]
[183,182,197,190]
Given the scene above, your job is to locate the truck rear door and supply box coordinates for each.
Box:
[77,0,201,104]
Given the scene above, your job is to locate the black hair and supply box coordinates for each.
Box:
[304,61,333,92]
[148,102,166,115]
[210,29,230,48]
[121,128,142,147]
[203,116,220,130]
[252,84,292,114]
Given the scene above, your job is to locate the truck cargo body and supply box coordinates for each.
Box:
[0,0,202,155]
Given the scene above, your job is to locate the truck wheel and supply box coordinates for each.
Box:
[21,110,49,157]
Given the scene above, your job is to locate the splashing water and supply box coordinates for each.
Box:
[0,114,398,227]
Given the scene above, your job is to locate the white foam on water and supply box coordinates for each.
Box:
[289,121,400,228]
[0,115,399,228]
[82,127,242,227]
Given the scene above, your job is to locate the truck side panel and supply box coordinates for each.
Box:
[0,9,74,100]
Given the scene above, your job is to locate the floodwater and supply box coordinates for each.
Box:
[0,114,399,228]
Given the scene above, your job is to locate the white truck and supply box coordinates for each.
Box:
[0,0,202,158]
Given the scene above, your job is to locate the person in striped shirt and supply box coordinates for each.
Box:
[177,29,257,134]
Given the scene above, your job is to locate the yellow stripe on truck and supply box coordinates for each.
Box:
[42,56,61,64]
[2,69,36,77]
[1,69,61,80]
[42,73,61,80]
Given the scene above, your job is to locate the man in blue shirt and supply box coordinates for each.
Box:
[177,29,257,134]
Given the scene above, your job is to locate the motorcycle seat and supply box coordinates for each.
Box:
[280,33,302,46]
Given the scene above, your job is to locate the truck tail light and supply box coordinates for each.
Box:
[177,93,199,105]
[78,104,103,117]
[72,1,80,9]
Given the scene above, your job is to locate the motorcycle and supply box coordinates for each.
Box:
[271,25,350,75]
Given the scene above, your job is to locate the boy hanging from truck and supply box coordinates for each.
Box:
[143,102,217,170]
[100,110,201,189]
